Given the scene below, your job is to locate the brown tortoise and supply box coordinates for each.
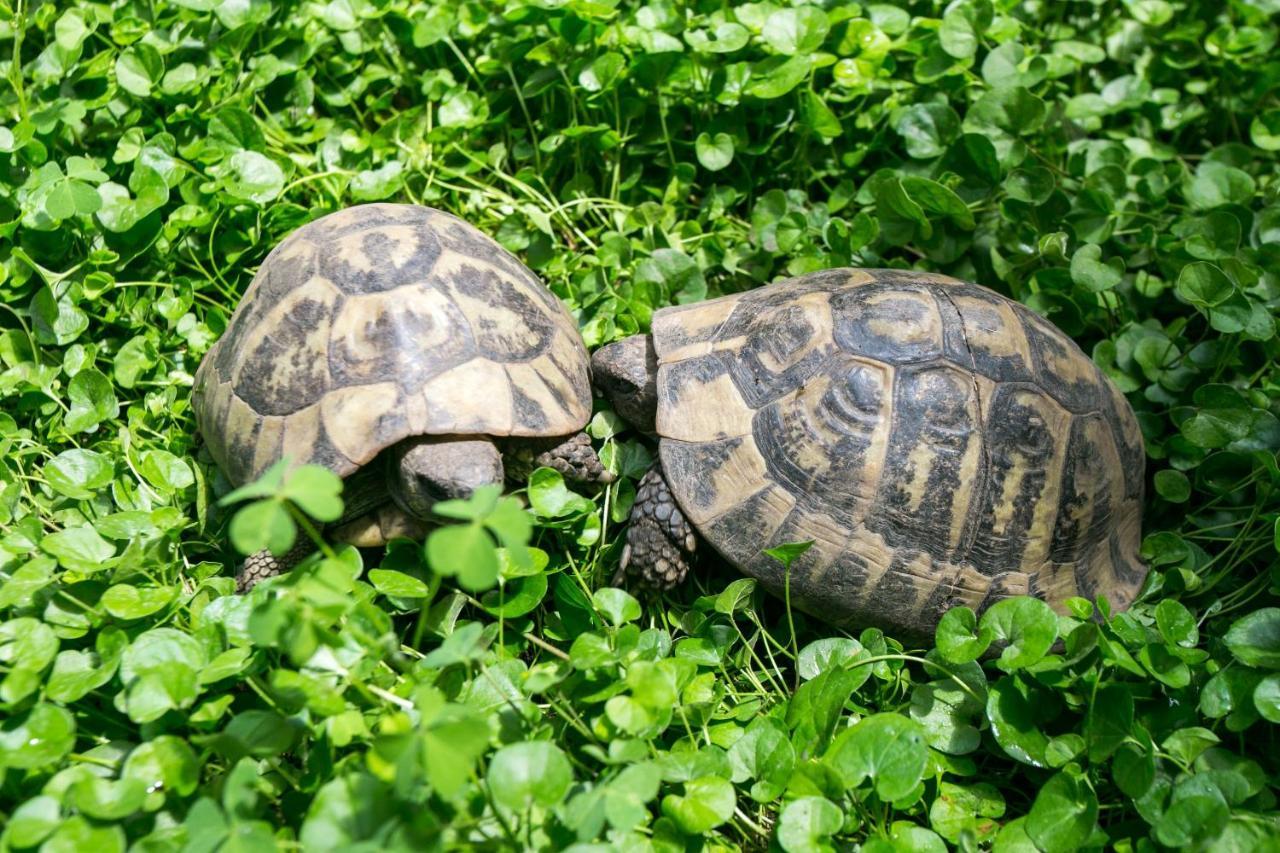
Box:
[193,204,611,591]
[592,268,1148,637]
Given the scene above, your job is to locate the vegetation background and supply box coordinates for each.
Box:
[1,0,1279,849]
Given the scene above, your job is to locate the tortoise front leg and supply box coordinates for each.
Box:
[612,462,696,589]
[237,536,318,593]
[507,432,615,486]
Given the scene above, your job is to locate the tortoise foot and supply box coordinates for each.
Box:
[613,462,695,590]
[236,537,316,593]
[511,432,615,486]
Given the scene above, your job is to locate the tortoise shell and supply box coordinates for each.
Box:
[652,268,1146,636]
[193,204,591,487]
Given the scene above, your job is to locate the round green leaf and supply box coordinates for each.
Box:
[115,45,164,97]
[893,102,960,159]
[593,586,642,625]
[67,776,147,821]
[101,584,178,620]
[229,499,296,557]
[727,717,795,803]
[139,450,195,493]
[46,648,118,703]
[979,597,1058,671]
[0,703,76,769]
[0,617,59,676]
[368,569,431,599]
[41,524,117,572]
[1185,162,1256,210]
[65,368,119,433]
[797,637,867,681]
[1251,110,1280,151]
[1025,772,1098,853]
[746,56,811,100]
[1155,599,1198,647]
[350,161,404,202]
[1177,262,1236,309]
[939,10,979,58]
[986,676,1049,766]
[281,465,345,522]
[487,741,573,811]
[935,606,992,663]
[869,821,948,853]
[687,22,749,53]
[481,571,548,618]
[1154,469,1191,502]
[1154,776,1230,847]
[579,52,626,92]
[40,816,124,853]
[1084,684,1133,761]
[44,449,114,499]
[1070,243,1123,292]
[662,775,736,834]
[223,151,285,204]
[1253,673,1280,723]
[991,817,1038,852]
[300,773,397,850]
[929,780,1005,843]
[6,795,63,848]
[762,7,829,56]
[527,467,594,518]
[122,735,201,805]
[1112,742,1155,798]
[824,713,928,801]
[1224,608,1280,669]
[695,132,735,171]
[215,710,298,759]
[776,796,843,852]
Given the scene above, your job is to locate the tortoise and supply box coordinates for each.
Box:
[592,268,1147,637]
[193,203,611,592]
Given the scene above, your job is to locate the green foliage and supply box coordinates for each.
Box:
[1,0,1279,849]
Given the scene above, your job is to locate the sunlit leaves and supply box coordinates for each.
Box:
[2,0,1279,848]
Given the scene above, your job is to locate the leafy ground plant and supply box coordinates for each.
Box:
[2,0,1280,849]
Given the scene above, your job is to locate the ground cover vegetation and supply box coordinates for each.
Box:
[0,0,1279,848]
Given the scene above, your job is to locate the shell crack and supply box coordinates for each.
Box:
[936,287,990,557]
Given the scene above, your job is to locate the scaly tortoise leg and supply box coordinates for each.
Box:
[507,432,615,485]
[236,536,318,594]
[612,462,696,590]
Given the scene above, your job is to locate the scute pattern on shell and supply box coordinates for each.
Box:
[652,268,1147,637]
[192,204,592,486]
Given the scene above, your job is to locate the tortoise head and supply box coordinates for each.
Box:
[387,436,505,519]
[591,334,658,434]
